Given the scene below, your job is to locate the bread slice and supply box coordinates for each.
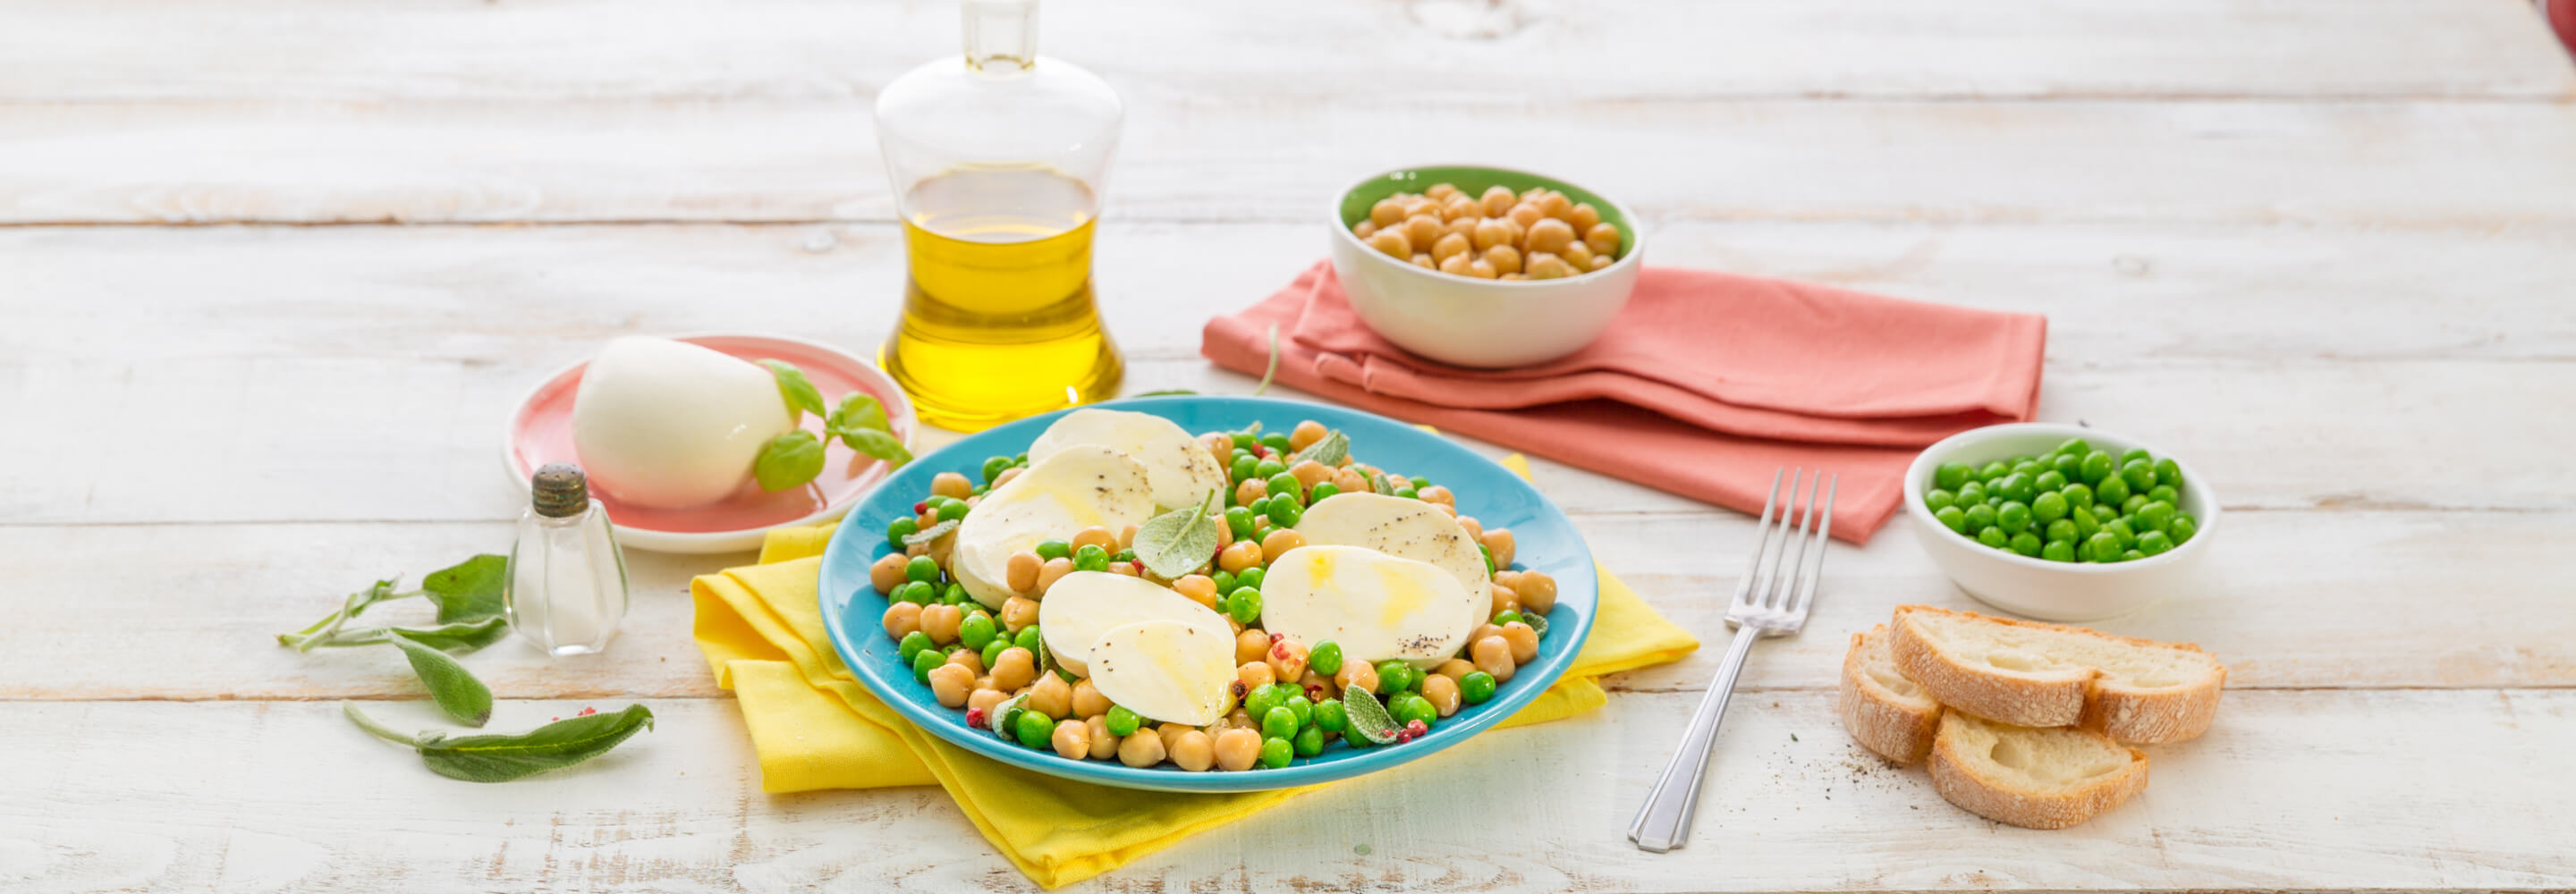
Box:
[1888,604,2224,743]
[1928,712,2148,830]
[1838,625,1942,763]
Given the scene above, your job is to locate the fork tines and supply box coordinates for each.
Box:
[1731,468,1837,629]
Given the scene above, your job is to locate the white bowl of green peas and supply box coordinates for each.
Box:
[1904,424,2217,621]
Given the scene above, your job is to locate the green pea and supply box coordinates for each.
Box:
[2071,504,2102,540]
[2121,493,2149,517]
[2033,469,2068,493]
[1035,539,1072,561]
[2147,485,2179,506]
[1479,544,1497,576]
[2120,548,2145,561]
[897,630,933,662]
[1310,482,1341,502]
[2095,473,2131,506]
[1997,473,2037,504]
[2120,448,2151,465]
[1105,704,1142,737]
[1460,670,1497,704]
[1926,488,1957,511]
[935,501,968,523]
[2055,437,2093,458]
[1211,570,1236,594]
[1232,432,1258,451]
[1956,481,1987,505]
[1013,625,1043,654]
[2154,458,2182,488]
[1963,503,1998,531]
[2007,531,2042,557]
[2045,519,2079,544]
[1316,698,1348,732]
[1113,549,1138,564]
[2169,513,2199,544]
[1265,471,1303,503]
[958,611,997,651]
[2037,493,2074,527]
[886,517,919,550]
[1376,660,1420,695]
[1262,706,1300,740]
[1261,433,1292,454]
[2040,540,2076,562]
[1231,454,1259,484]
[1996,501,2032,534]
[1259,736,1295,768]
[1266,497,1303,528]
[911,648,945,682]
[2080,450,2114,485]
[1987,493,2005,508]
[1225,586,1263,624]
[1254,459,1287,480]
[1933,505,1968,533]
[1284,695,1314,727]
[1309,640,1344,676]
[1392,693,1438,728]
[2134,500,2177,533]
[1979,460,2011,482]
[2011,460,2044,481]
[1394,487,1419,501]
[1492,610,1525,627]
[2119,459,2156,493]
[903,555,939,584]
[2136,530,2174,556]
[2050,452,2084,482]
[1934,462,1972,491]
[1237,567,1266,591]
[1013,710,1055,749]
[1244,684,1283,721]
[1977,527,2009,549]
[2061,482,2095,510]
[1073,544,1110,572]
[2086,532,2124,562]
[1344,722,1377,748]
[947,583,973,605]
[2104,517,2137,549]
[981,639,1008,670]
[981,455,1013,484]
[1292,724,1325,758]
[894,581,934,604]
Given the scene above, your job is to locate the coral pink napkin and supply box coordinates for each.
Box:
[1201,262,2047,542]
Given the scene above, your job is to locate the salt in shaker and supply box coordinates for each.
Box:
[506,462,631,655]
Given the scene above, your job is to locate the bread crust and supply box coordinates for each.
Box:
[1928,713,2148,830]
[1890,604,2224,743]
[1838,626,1941,763]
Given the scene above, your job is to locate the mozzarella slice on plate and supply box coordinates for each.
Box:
[950,444,1155,609]
[1028,409,1229,511]
[1258,544,1482,665]
[1037,570,1232,677]
[1294,492,1492,595]
[1086,619,1238,726]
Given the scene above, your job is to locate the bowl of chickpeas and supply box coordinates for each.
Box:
[1329,165,1644,367]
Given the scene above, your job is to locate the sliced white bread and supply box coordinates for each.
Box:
[1838,625,1942,763]
[1889,604,2225,744]
[1928,712,2148,830]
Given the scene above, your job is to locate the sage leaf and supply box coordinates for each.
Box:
[754,431,827,491]
[1132,389,1198,397]
[390,617,513,653]
[1289,430,1348,467]
[1341,686,1401,745]
[421,554,508,624]
[280,578,398,649]
[1524,611,1548,638]
[902,519,959,547]
[1252,323,1282,396]
[1131,489,1223,579]
[1368,469,1397,496]
[826,392,891,434]
[761,360,827,419]
[345,703,657,783]
[394,637,494,727]
[834,426,913,468]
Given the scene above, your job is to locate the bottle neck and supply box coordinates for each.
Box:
[962,0,1038,73]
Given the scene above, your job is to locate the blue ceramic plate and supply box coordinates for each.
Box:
[818,395,1597,792]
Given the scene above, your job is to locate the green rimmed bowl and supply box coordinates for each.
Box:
[1328,164,1645,367]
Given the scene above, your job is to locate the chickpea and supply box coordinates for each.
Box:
[919,603,962,645]
[917,509,937,530]
[1428,232,1472,264]
[1157,722,1192,755]
[1589,254,1614,272]
[1525,252,1575,280]
[1369,198,1405,227]
[1109,561,1140,577]
[1457,516,1486,542]
[1332,468,1370,494]
[1036,557,1074,595]
[929,471,973,500]
[1028,672,1073,719]
[1482,528,1516,569]
[967,687,1008,720]
[1425,182,1459,200]
[1071,526,1116,554]
[1411,253,1437,270]
[1118,727,1168,767]
[1585,222,1622,257]
[1001,595,1039,632]
[1222,708,1255,730]
[1489,582,1520,619]
[1004,550,1043,594]
[1213,728,1263,772]
[1170,730,1216,772]
[945,646,985,678]
[1443,216,1477,240]
[1335,659,1380,695]
[1537,191,1572,219]
[1236,628,1273,666]
[1289,459,1333,489]
[1403,215,1443,249]
[1560,241,1594,269]
[1234,477,1267,507]
[1470,217,1512,251]
[1117,524,1140,552]
[1366,228,1411,259]
[1416,485,1454,507]
[1569,202,1602,231]
[1502,621,1540,664]
[1174,574,1219,609]
[1470,622,1504,645]
[1434,658,1476,681]
[869,552,909,594]
[1261,528,1307,563]
[1267,636,1310,682]
[992,467,1023,489]
[1499,273,1526,281]
[1438,253,1473,276]
[928,662,974,707]
[1508,202,1545,228]
[1071,679,1110,718]
[989,646,1037,692]
[1442,196,1479,221]
[1466,258,1499,279]
[1479,185,1517,216]
[1484,244,1522,275]
[1238,661,1276,693]
[1513,570,1558,613]
[1422,673,1463,717]
[1202,431,1235,461]
[1217,540,1265,573]
[881,602,922,639]
[1472,636,1518,683]
[1051,718,1091,760]
[1086,715,1120,760]
[1402,196,1437,219]
[1353,220,1378,239]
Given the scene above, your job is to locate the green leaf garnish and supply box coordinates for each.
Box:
[421,554,508,624]
[1251,323,1281,396]
[754,431,827,491]
[392,637,494,727]
[1131,489,1224,579]
[1290,430,1348,467]
[902,519,959,546]
[1524,611,1548,638]
[1368,468,1397,495]
[346,702,656,783]
[826,392,889,434]
[761,360,827,419]
[834,426,913,468]
[1340,686,1401,746]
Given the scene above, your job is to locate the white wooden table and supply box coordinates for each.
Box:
[6,1,2575,890]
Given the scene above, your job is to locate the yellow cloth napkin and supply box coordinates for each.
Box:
[691,455,1699,888]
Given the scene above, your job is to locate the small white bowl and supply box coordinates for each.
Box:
[1904,423,2219,621]
[1326,164,1644,368]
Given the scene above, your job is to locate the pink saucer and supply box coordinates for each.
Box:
[504,333,916,554]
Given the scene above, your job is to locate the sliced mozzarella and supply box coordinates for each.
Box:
[1086,619,1238,726]
[1037,571,1232,678]
[1294,492,1492,595]
[1258,545,1483,665]
[1028,409,1230,512]
[950,444,1155,610]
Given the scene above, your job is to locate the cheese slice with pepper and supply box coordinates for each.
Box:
[1293,492,1492,596]
[1257,544,1481,665]
[1028,409,1229,512]
[951,444,1155,610]
[1087,619,1238,726]
[1038,570,1231,678]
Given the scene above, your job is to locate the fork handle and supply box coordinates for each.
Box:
[1627,622,1766,852]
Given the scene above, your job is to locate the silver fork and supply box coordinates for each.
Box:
[1628,467,1837,853]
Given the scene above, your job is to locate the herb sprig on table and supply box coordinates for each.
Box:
[276,554,653,781]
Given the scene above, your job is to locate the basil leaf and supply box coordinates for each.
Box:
[760,360,827,420]
[388,617,512,653]
[834,426,913,468]
[902,519,959,546]
[421,554,508,624]
[827,392,890,434]
[754,431,827,491]
[1131,489,1223,579]
[1132,389,1197,396]
[1340,686,1401,745]
[1290,430,1348,467]
[1252,323,1282,396]
[393,637,494,727]
[411,704,656,783]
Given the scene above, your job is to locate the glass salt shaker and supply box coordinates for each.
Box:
[505,463,631,655]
